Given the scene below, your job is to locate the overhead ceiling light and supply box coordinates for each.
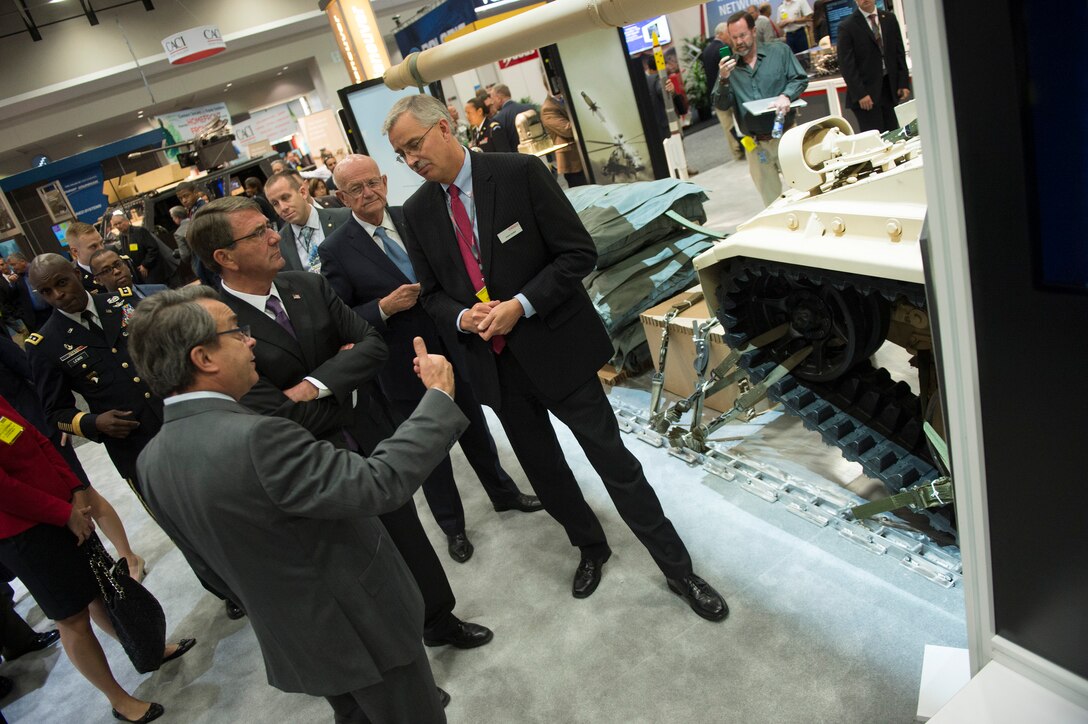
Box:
[282,66,288,70]
[77,133,83,137]
[276,72,283,76]
[225,82,233,88]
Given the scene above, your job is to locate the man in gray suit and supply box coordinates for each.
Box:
[129,285,466,723]
[265,172,351,272]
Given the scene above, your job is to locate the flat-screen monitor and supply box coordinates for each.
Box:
[51,221,71,244]
[827,0,888,44]
[623,16,671,56]
[337,79,436,207]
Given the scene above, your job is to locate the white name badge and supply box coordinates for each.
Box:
[497,222,523,244]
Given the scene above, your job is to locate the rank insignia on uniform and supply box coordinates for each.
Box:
[108,296,124,307]
[64,343,73,350]
[26,333,43,346]
[292,294,301,299]
[119,287,134,298]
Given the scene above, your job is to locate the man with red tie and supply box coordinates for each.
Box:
[384,95,728,621]
[837,0,911,133]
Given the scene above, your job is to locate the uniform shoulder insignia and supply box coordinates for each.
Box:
[489,121,501,129]
[26,333,43,346]
[118,286,134,297]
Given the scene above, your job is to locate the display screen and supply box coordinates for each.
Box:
[1025,3,1088,292]
[622,16,671,56]
[51,221,71,243]
[338,80,435,207]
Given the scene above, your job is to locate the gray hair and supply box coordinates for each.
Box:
[382,94,452,136]
[128,286,220,397]
[714,22,730,37]
[188,196,261,274]
[332,153,378,188]
[169,205,187,221]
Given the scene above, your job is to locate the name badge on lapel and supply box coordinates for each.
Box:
[497,222,523,244]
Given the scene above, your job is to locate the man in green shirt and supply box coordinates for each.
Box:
[712,10,808,206]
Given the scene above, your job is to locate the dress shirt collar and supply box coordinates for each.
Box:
[220,280,284,315]
[58,291,98,326]
[440,147,474,198]
[165,390,235,406]
[352,211,399,240]
[292,203,322,235]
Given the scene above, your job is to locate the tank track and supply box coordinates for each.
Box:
[715,258,956,540]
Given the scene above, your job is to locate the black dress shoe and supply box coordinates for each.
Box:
[161,638,197,664]
[437,687,451,708]
[493,492,544,513]
[112,702,164,723]
[224,599,245,620]
[572,551,611,599]
[424,619,493,649]
[4,629,61,660]
[446,532,474,563]
[666,573,729,622]
[0,675,13,701]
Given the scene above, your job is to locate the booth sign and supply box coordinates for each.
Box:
[162,26,227,65]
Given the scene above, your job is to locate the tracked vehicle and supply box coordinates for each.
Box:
[693,108,954,539]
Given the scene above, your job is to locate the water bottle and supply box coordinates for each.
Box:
[771,107,786,139]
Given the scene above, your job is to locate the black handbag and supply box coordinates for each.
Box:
[86,535,166,674]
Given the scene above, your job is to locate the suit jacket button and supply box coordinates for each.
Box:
[133,376,140,382]
[144,392,151,399]
[111,348,118,353]
[82,363,87,368]
[122,362,129,368]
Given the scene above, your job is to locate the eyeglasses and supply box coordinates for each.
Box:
[339,178,385,197]
[93,260,127,277]
[229,222,276,246]
[394,124,438,164]
[216,325,251,341]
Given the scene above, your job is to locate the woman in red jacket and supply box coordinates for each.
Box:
[0,396,192,723]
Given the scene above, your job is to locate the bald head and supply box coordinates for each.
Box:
[28,253,89,314]
[334,154,387,224]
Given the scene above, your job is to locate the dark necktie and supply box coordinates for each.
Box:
[374,227,416,282]
[869,13,883,53]
[448,184,505,354]
[298,225,315,252]
[80,310,103,339]
[265,295,297,339]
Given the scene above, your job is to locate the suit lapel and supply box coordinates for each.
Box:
[95,295,124,346]
[472,157,497,282]
[347,219,408,284]
[275,275,322,369]
[277,225,302,271]
[224,290,307,365]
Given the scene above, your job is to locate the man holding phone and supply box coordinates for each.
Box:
[712,10,808,206]
[701,23,745,162]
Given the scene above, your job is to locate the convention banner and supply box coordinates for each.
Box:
[58,167,107,224]
[498,50,540,69]
[241,104,298,144]
[156,102,231,142]
[704,0,752,32]
[394,0,476,55]
[298,110,349,158]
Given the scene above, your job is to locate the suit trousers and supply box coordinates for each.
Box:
[851,75,900,134]
[389,372,522,536]
[324,650,444,724]
[0,581,39,657]
[377,502,457,637]
[747,136,784,207]
[492,351,693,579]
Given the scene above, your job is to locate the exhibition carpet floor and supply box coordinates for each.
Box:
[1,148,966,722]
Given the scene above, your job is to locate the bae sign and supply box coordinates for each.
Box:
[162,26,227,65]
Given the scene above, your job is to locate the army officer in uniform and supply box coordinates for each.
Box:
[24,254,162,497]
[465,98,511,153]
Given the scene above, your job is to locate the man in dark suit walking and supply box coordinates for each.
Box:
[384,95,727,621]
[836,0,910,133]
[188,196,494,649]
[264,172,351,272]
[2,252,52,332]
[130,285,464,722]
[319,154,542,564]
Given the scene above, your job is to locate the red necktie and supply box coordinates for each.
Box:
[448,184,504,354]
